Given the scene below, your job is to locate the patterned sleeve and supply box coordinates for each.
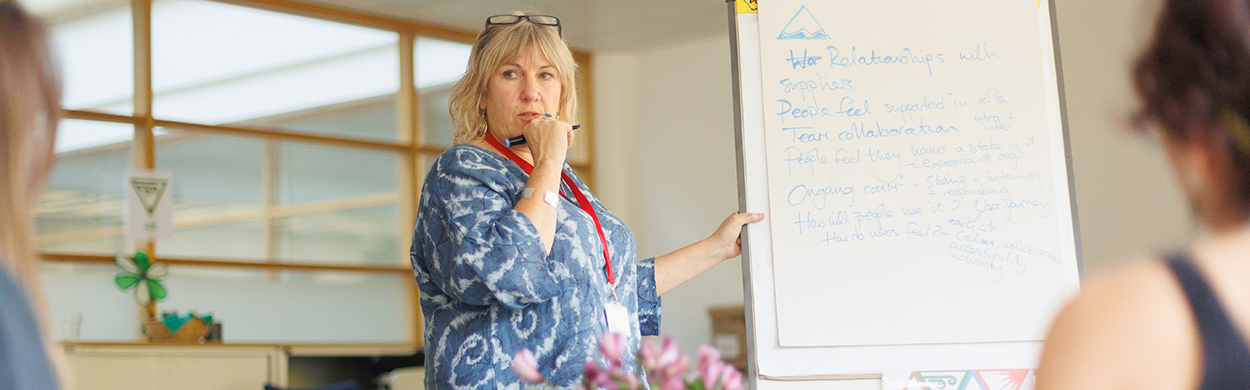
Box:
[421,153,562,310]
[636,257,662,336]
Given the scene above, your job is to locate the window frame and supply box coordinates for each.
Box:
[42,0,599,351]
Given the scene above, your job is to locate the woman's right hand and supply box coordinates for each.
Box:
[523,115,574,168]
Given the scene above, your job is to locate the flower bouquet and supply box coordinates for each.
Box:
[512,333,744,390]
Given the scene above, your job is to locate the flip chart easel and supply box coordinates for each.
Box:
[727,0,1083,388]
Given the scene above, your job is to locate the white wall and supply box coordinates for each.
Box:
[633,35,745,355]
[590,52,640,228]
[1054,0,1193,276]
[595,35,743,355]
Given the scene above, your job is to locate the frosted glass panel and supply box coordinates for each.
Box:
[276,205,402,265]
[43,264,411,343]
[415,37,470,89]
[161,221,266,260]
[155,132,265,210]
[277,143,398,204]
[54,118,135,154]
[414,37,467,148]
[152,0,398,139]
[268,103,397,141]
[420,88,454,148]
[49,5,134,116]
[36,121,133,254]
[154,132,266,260]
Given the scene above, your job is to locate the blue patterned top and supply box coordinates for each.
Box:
[0,263,59,390]
[411,144,661,389]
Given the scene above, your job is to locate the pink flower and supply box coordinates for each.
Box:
[697,345,725,386]
[639,338,662,370]
[511,349,545,383]
[583,361,616,389]
[637,336,746,390]
[661,355,689,382]
[620,370,641,390]
[657,337,680,368]
[700,359,727,388]
[600,332,627,367]
[697,345,721,369]
[660,374,685,390]
[639,337,686,389]
[720,367,743,390]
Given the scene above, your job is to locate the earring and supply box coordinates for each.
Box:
[475,107,485,135]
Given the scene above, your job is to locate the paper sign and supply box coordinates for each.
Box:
[125,169,172,241]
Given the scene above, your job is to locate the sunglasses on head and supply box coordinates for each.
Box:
[484,14,561,37]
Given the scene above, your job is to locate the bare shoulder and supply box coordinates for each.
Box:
[1036,258,1199,390]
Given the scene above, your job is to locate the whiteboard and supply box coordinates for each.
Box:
[727,0,1082,386]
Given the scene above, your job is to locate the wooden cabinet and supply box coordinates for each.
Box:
[64,344,288,390]
[708,305,748,371]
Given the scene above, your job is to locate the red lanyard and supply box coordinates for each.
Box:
[484,135,615,285]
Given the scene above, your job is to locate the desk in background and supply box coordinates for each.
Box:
[63,342,419,390]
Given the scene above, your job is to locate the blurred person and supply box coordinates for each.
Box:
[0,1,68,389]
[1038,0,1250,388]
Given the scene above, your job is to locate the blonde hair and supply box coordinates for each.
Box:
[448,11,578,144]
[0,2,70,387]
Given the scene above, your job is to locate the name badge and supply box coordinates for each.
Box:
[604,302,630,335]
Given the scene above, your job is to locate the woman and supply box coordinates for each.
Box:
[409,11,763,388]
[0,2,69,389]
[1037,0,1250,388]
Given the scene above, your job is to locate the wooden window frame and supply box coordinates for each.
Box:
[40,0,599,350]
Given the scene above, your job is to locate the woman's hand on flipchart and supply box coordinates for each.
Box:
[524,115,575,168]
[708,211,766,261]
[655,211,766,295]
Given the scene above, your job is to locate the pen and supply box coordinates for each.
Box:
[505,124,581,147]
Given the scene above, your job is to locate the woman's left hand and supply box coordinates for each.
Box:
[655,211,766,295]
[707,211,766,262]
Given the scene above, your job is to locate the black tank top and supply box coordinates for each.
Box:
[1165,255,1250,390]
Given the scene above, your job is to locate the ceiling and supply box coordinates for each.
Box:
[25,0,735,51]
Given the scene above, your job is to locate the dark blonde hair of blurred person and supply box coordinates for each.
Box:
[0,1,70,388]
[1037,0,1250,389]
[447,10,577,144]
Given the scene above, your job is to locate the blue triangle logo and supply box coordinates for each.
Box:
[778,6,829,40]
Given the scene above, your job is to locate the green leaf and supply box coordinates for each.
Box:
[134,252,150,272]
[148,280,168,302]
[115,274,140,290]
